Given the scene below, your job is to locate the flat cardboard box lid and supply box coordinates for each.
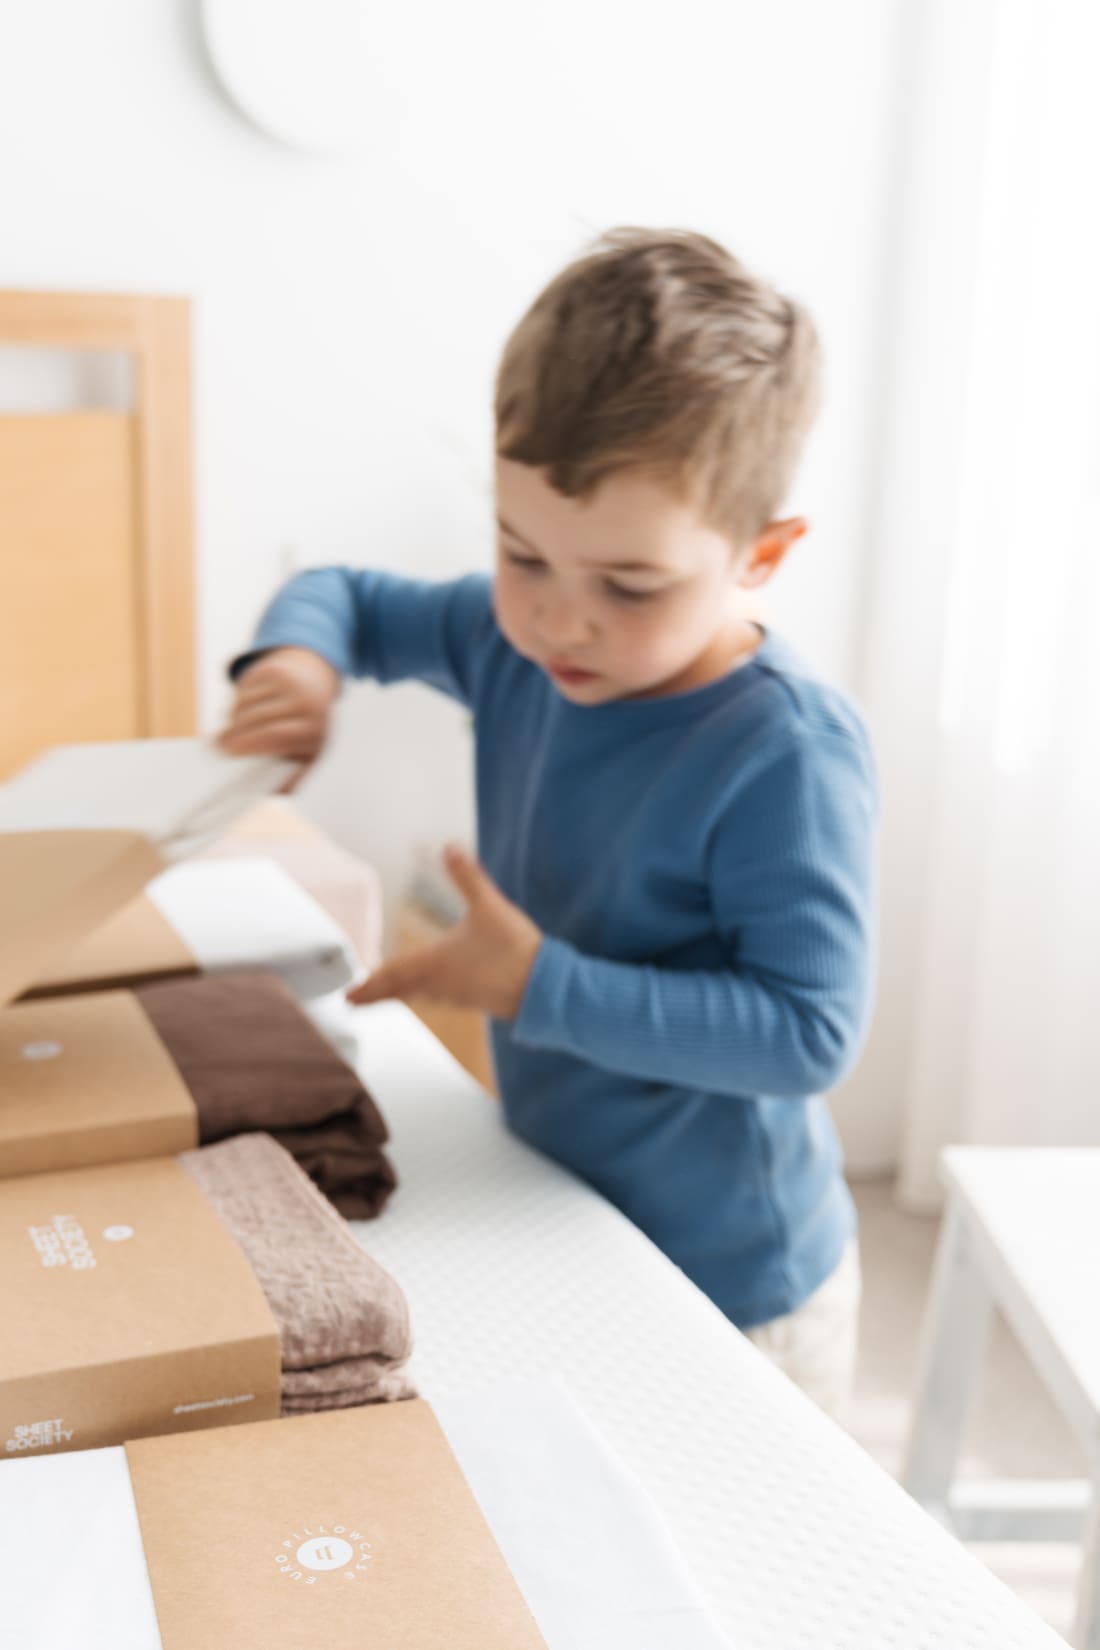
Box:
[0,740,294,1008]
[126,1398,548,1649]
[21,892,198,999]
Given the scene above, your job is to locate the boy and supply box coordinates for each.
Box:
[220,229,877,1415]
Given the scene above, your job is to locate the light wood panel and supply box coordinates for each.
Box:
[0,412,140,775]
[0,292,195,780]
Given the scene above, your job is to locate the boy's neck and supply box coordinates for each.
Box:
[629,617,765,702]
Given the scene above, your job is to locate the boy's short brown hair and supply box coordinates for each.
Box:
[495,228,821,549]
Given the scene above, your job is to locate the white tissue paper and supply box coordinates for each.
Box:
[0,738,296,862]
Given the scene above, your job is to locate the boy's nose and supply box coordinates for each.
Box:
[536,594,594,650]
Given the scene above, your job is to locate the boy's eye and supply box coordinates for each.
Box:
[606,582,660,603]
[502,544,661,602]
[504,548,546,573]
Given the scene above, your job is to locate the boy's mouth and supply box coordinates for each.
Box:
[546,659,599,686]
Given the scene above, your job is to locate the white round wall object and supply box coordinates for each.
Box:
[200,0,375,156]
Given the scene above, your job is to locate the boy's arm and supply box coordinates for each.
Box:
[232,568,496,707]
[512,730,878,1099]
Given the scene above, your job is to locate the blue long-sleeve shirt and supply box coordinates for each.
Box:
[240,568,878,1327]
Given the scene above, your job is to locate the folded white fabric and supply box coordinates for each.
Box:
[0,1380,730,1650]
[0,1444,161,1650]
[0,739,294,861]
[147,857,360,1000]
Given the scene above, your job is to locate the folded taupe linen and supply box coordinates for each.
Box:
[178,1132,415,1413]
[135,970,397,1219]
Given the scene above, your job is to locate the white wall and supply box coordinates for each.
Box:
[1,0,909,1157]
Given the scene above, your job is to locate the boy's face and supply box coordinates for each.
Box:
[493,459,801,704]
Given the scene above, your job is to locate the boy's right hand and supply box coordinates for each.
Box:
[217,647,341,774]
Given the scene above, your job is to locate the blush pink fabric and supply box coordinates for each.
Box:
[179,1133,415,1413]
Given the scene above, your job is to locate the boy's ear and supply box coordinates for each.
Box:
[736,517,808,588]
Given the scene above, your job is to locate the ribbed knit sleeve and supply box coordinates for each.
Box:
[231,568,495,710]
[513,727,878,1098]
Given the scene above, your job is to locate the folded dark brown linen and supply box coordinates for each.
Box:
[179,1132,415,1413]
[135,970,397,1219]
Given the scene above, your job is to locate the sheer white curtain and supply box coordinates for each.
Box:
[840,0,1100,1207]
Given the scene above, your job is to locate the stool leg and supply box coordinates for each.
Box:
[1074,1454,1100,1650]
[902,1200,994,1520]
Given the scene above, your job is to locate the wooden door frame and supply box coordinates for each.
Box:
[0,291,196,735]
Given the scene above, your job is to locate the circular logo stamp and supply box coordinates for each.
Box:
[275,1525,372,1584]
[297,1536,354,1572]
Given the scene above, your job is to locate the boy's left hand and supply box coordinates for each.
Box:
[347,845,542,1021]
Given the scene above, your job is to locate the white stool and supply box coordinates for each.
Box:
[904,1148,1100,1648]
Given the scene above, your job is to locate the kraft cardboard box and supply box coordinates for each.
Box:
[0,738,293,1007]
[20,890,200,999]
[124,1398,548,1650]
[0,827,168,1010]
[17,800,329,1001]
[0,742,296,1181]
[0,990,199,1179]
[16,856,361,1004]
[0,1155,280,1456]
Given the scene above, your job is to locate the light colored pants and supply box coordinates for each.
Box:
[745,1242,862,1419]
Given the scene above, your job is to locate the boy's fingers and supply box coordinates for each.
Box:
[441,843,494,911]
[347,962,413,1006]
[345,943,448,1007]
[218,717,319,757]
[232,679,294,714]
[276,763,310,796]
[234,674,283,703]
[223,695,301,734]
[219,714,297,751]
